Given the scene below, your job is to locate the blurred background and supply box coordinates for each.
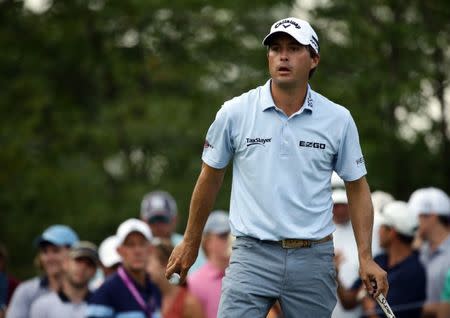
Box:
[1,0,449,278]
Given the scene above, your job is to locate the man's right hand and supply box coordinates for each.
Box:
[165,239,200,284]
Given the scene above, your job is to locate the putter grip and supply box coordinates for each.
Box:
[375,293,396,318]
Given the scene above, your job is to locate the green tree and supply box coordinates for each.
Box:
[299,0,450,198]
[0,0,295,277]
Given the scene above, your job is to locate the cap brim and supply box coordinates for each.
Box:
[377,214,389,227]
[204,227,231,235]
[262,31,310,46]
[71,251,99,264]
[147,214,171,224]
[34,237,63,248]
[101,257,121,268]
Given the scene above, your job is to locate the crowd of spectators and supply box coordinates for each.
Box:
[1,185,450,318]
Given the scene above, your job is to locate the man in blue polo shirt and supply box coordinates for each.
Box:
[86,219,161,318]
[166,17,388,317]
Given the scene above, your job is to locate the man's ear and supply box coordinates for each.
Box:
[117,245,124,258]
[311,54,320,69]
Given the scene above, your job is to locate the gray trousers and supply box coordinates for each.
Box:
[218,236,337,318]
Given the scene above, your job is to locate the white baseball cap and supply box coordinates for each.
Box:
[98,235,121,268]
[262,17,320,54]
[332,188,348,204]
[116,218,153,245]
[371,191,394,215]
[408,187,450,216]
[379,201,417,237]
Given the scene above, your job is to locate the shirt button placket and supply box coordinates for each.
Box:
[280,121,289,157]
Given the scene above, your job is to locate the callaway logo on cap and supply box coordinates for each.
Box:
[262,17,320,54]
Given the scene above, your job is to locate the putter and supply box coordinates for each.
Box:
[375,293,396,318]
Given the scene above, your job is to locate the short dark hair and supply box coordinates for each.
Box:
[438,215,450,227]
[307,45,318,79]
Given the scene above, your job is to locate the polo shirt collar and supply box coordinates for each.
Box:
[422,234,450,259]
[39,276,49,288]
[261,79,315,113]
[57,289,92,303]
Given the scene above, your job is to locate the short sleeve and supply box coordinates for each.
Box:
[201,106,234,169]
[334,113,367,181]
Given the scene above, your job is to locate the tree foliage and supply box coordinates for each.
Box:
[301,0,450,197]
[0,0,295,277]
[1,0,449,277]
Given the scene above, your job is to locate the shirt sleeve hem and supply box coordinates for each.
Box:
[202,156,228,169]
[341,170,367,182]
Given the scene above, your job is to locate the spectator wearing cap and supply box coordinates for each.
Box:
[86,219,162,318]
[408,187,450,317]
[371,190,395,255]
[6,225,79,318]
[98,235,121,278]
[140,191,205,273]
[187,210,231,318]
[331,188,362,318]
[147,238,204,318]
[337,201,426,318]
[29,241,98,318]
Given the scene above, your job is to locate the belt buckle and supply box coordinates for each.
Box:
[281,239,312,249]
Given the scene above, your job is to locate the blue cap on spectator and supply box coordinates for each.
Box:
[35,225,79,247]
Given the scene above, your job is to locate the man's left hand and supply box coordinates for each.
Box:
[359,258,388,298]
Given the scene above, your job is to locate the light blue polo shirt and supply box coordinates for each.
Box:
[202,80,367,240]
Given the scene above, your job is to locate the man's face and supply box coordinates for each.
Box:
[117,232,151,271]
[378,225,393,249]
[145,215,176,239]
[39,244,69,277]
[204,232,231,263]
[418,214,435,240]
[64,257,97,288]
[148,221,173,239]
[267,33,319,89]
